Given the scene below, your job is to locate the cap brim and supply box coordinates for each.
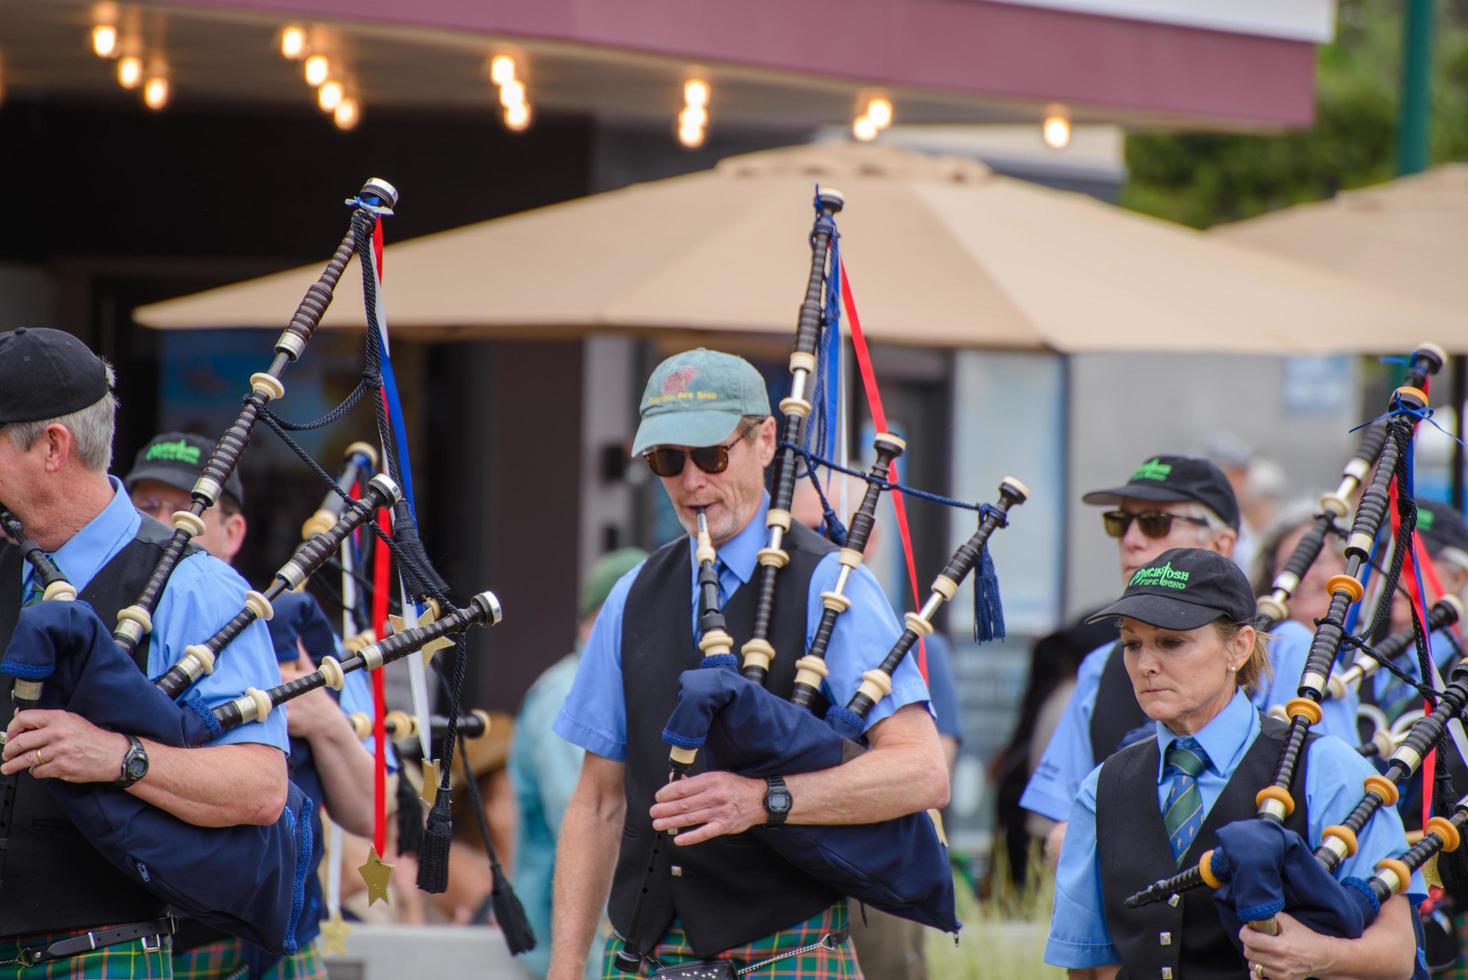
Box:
[1086,593,1224,631]
[1081,484,1196,507]
[124,464,196,497]
[631,410,746,457]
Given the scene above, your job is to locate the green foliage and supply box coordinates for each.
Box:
[1122,0,1468,228]
[926,840,1062,979]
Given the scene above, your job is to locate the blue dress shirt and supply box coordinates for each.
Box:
[1021,621,1358,823]
[19,479,287,751]
[922,632,963,744]
[554,494,928,762]
[1044,687,1423,969]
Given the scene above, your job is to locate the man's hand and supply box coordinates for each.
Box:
[1239,913,1330,980]
[1,709,128,783]
[651,770,766,846]
[279,647,338,740]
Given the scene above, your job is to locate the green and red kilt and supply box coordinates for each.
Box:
[171,939,325,980]
[0,926,173,979]
[602,904,862,979]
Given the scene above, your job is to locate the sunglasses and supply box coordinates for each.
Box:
[642,426,752,478]
[1102,510,1210,540]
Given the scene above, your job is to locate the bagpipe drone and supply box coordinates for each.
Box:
[0,180,526,959]
[1124,344,1468,951]
[616,189,1027,968]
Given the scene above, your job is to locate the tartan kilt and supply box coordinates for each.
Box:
[0,928,173,979]
[171,938,326,980]
[602,904,862,979]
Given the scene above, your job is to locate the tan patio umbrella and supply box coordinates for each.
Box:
[1213,163,1468,316]
[135,143,1462,353]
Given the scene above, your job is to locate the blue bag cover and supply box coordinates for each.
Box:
[661,661,960,933]
[1,600,312,953]
[1210,820,1376,948]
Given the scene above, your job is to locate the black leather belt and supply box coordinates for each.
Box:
[20,915,176,966]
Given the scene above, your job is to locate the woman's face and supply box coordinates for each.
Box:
[1120,618,1252,735]
[1274,523,1345,629]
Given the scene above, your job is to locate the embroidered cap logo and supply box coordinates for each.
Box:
[145,438,202,467]
[1131,457,1173,483]
[1129,561,1191,591]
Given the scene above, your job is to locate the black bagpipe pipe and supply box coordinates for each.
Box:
[112,178,398,657]
[300,441,380,541]
[740,188,845,686]
[654,478,1027,946]
[1362,793,1468,904]
[1326,596,1465,703]
[348,709,490,745]
[0,508,77,714]
[156,474,400,699]
[1253,421,1388,633]
[1125,343,1446,925]
[790,433,906,709]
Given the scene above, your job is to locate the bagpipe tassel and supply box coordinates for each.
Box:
[973,544,1005,643]
[415,778,453,894]
[395,768,424,856]
[490,848,536,955]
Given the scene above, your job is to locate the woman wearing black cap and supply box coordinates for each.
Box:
[1044,548,1419,980]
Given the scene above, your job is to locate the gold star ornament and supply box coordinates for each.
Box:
[388,601,456,666]
[319,912,352,957]
[357,846,394,906]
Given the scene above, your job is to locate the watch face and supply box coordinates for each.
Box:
[768,789,791,812]
[125,754,148,780]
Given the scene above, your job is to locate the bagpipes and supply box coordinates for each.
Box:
[1126,343,1455,940]
[623,190,1028,966]
[0,180,520,956]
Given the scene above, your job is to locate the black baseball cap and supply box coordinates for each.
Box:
[1417,501,1468,560]
[0,328,110,425]
[124,432,244,507]
[1082,454,1240,531]
[1087,548,1254,631]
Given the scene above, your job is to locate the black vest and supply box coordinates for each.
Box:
[1091,642,1150,767]
[609,521,839,957]
[1096,715,1314,980]
[0,516,189,936]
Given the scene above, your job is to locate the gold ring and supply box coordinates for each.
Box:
[1252,964,1265,979]
[32,749,44,768]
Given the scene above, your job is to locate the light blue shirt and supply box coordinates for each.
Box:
[1044,688,1423,969]
[1020,622,1358,823]
[554,494,926,762]
[1374,630,1457,717]
[20,478,287,751]
[333,659,396,769]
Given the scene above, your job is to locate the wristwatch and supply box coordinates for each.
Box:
[763,775,792,827]
[114,735,149,789]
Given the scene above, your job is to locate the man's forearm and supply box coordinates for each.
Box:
[549,786,624,979]
[131,740,287,827]
[785,740,948,825]
[305,716,378,838]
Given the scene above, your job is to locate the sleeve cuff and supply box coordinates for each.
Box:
[553,708,626,762]
[1019,784,1072,823]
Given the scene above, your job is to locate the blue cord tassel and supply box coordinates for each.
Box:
[974,544,1005,643]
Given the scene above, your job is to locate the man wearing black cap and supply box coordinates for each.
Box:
[0,328,288,976]
[123,431,383,979]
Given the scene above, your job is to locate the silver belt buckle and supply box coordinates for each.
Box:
[139,933,163,954]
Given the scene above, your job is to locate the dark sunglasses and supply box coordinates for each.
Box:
[1102,510,1210,540]
[642,426,751,478]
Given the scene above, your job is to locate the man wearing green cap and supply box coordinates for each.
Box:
[550,349,945,979]
[511,547,648,980]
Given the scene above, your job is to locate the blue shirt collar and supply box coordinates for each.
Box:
[23,477,141,592]
[685,492,770,586]
[1153,686,1257,784]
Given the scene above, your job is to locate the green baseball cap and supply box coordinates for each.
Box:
[579,547,648,618]
[631,349,771,456]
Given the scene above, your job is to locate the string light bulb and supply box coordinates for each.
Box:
[304,54,329,87]
[1042,109,1071,149]
[678,105,707,131]
[865,96,893,130]
[91,24,118,58]
[489,54,516,86]
[280,26,307,60]
[683,78,709,108]
[852,115,878,141]
[676,76,710,148]
[117,55,142,89]
[143,75,169,110]
[678,122,706,148]
[498,79,526,109]
[318,80,343,111]
[504,101,531,131]
[334,98,359,130]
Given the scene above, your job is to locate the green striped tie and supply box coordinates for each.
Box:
[1162,737,1209,866]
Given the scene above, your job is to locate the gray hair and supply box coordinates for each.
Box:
[4,362,117,472]
[1180,500,1229,542]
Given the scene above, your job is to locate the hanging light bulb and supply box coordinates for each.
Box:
[91,24,118,58]
[143,75,170,110]
[678,105,707,131]
[865,96,893,130]
[677,122,706,148]
[504,101,531,131]
[1042,109,1071,149]
[499,78,526,109]
[318,79,343,111]
[852,115,878,142]
[334,98,359,130]
[117,55,142,89]
[304,54,329,87]
[280,26,307,60]
[683,78,709,108]
[489,54,516,86]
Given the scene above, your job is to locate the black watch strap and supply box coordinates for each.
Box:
[763,775,791,828]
